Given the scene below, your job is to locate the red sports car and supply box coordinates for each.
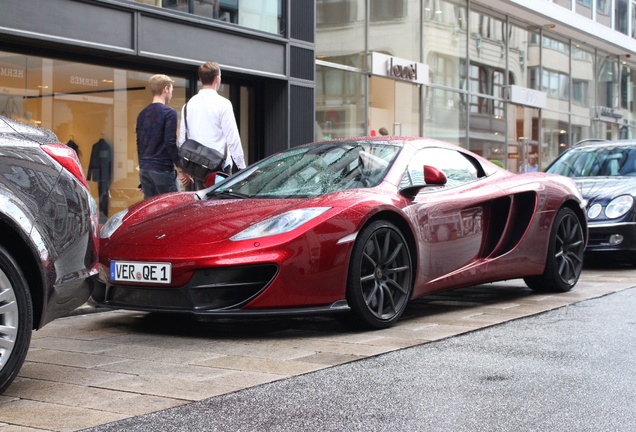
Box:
[95,137,587,329]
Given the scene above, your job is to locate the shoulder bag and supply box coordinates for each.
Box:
[178,103,227,181]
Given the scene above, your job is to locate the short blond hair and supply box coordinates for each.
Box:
[148,74,174,96]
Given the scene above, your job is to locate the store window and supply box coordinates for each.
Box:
[370,0,407,21]
[423,0,467,89]
[315,64,366,139]
[575,0,592,19]
[316,0,365,69]
[632,0,636,38]
[0,50,188,222]
[424,87,466,147]
[597,55,619,109]
[616,0,629,35]
[621,64,636,130]
[571,114,592,144]
[369,0,419,62]
[571,45,595,147]
[597,0,611,27]
[543,112,570,166]
[132,0,283,35]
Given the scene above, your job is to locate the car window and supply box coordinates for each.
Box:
[213,141,401,198]
[399,147,481,193]
[547,145,636,177]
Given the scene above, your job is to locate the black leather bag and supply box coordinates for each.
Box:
[179,102,227,181]
[178,139,225,181]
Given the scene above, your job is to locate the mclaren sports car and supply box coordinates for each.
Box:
[95,137,588,329]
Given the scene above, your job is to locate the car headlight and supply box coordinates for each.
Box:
[231,207,331,241]
[605,195,634,219]
[587,203,602,219]
[99,209,128,239]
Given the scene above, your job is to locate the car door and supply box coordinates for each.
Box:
[400,147,503,293]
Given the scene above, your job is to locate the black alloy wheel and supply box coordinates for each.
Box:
[346,220,413,329]
[524,207,585,292]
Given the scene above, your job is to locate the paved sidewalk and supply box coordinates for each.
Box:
[0,264,633,431]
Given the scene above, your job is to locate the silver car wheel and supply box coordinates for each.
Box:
[0,270,19,368]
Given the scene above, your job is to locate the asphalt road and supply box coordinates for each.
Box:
[82,286,636,432]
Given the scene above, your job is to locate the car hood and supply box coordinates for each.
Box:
[573,177,636,201]
[111,196,330,246]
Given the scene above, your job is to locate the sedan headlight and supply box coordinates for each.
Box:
[605,195,634,219]
[231,207,331,241]
[587,203,602,220]
[100,209,128,239]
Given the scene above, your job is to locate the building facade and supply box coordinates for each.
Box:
[316,0,636,172]
[0,0,314,220]
[2,0,636,219]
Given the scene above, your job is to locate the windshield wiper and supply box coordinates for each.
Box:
[206,189,249,199]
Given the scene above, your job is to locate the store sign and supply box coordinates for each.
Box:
[0,67,24,79]
[596,106,623,122]
[370,52,429,85]
[507,85,547,109]
[70,75,99,87]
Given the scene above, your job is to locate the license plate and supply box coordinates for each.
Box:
[110,261,172,284]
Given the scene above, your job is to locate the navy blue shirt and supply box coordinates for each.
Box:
[136,103,179,172]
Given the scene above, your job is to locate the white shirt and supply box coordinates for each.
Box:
[178,88,246,169]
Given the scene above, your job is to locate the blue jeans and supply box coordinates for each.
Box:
[139,169,178,199]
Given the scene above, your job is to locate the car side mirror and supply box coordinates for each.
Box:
[399,165,447,198]
[203,171,229,188]
[424,165,447,185]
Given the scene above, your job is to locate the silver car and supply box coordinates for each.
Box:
[0,115,99,393]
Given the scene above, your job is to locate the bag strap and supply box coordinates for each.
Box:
[184,102,190,140]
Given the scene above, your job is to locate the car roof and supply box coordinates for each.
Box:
[573,139,636,149]
[0,115,58,145]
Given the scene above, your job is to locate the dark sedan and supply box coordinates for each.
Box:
[546,139,636,261]
[0,115,99,393]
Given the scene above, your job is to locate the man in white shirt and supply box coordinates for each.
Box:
[178,61,246,188]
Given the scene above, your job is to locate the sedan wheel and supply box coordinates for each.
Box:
[0,246,32,394]
[524,207,585,292]
[346,220,413,329]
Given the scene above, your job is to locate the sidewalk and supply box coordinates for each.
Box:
[0,264,633,431]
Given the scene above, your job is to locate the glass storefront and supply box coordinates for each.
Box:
[0,50,251,222]
[315,64,366,140]
[316,0,636,172]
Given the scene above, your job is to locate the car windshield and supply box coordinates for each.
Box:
[209,141,401,198]
[547,145,636,177]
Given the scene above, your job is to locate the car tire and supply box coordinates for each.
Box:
[346,220,413,329]
[0,245,33,394]
[524,207,585,292]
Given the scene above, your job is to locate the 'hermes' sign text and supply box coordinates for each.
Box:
[70,76,98,87]
[0,67,24,79]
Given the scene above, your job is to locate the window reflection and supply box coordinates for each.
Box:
[316,0,365,69]
[424,0,467,89]
[369,0,419,61]
[370,0,406,21]
[424,87,466,146]
[132,0,282,34]
[315,65,365,139]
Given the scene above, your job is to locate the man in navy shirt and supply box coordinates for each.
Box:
[136,74,191,198]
